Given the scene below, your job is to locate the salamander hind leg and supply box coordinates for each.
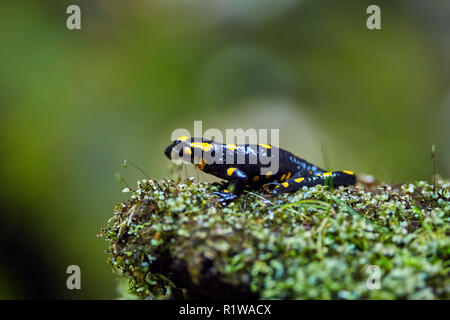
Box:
[271,170,356,195]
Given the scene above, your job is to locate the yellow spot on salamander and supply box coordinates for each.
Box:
[280,174,286,181]
[198,158,206,171]
[191,142,214,152]
[343,170,354,175]
[183,147,192,155]
[274,185,280,189]
[224,189,229,193]
[295,177,304,183]
[177,135,189,141]
[252,176,260,182]
[320,172,332,177]
[226,144,237,151]
[258,144,271,149]
[265,171,272,178]
[281,182,289,188]
[286,172,291,180]
[227,168,237,176]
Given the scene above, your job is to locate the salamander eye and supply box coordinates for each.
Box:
[174,144,193,160]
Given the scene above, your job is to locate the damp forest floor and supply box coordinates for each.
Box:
[99,175,449,300]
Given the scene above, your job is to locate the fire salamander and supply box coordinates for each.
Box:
[165,136,356,204]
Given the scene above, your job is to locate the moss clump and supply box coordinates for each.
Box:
[100,176,449,299]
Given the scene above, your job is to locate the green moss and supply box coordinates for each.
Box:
[99,176,449,299]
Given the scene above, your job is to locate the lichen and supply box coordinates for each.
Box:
[99,176,449,299]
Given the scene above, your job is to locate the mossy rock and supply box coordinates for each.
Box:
[99,176,449,299]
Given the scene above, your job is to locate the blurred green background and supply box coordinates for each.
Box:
[0,0,448,299]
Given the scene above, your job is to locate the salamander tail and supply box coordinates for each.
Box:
[272,170,356,195]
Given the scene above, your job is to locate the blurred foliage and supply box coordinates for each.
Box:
[0,0,448,298]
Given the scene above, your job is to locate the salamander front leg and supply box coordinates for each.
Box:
[213,167,248,205]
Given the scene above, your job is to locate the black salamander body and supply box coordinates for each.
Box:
[165,136,356,204]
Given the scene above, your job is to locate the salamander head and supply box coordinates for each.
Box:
[164,136,215,166]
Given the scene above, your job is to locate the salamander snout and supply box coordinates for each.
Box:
[164,144,173,159]
[164,139,190,160]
